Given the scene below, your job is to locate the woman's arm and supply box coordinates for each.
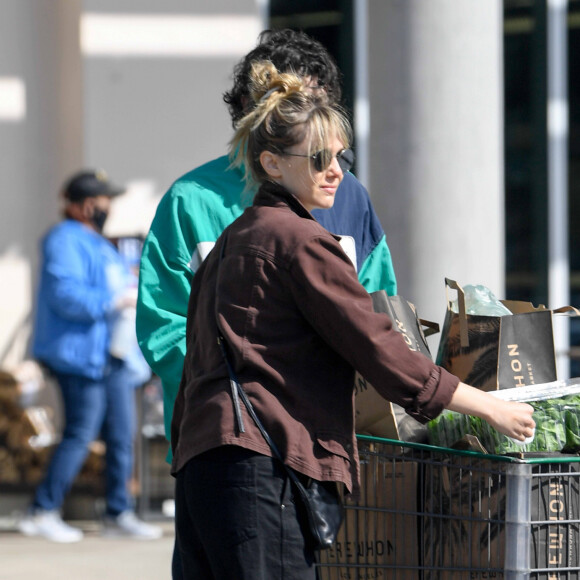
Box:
[447,382,536,441]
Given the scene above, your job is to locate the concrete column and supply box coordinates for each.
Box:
[367,0,504,337]
[0,0,83,367]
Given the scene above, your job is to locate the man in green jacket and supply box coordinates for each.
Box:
[137,29,397,461]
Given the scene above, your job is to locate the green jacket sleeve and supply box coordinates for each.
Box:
[357,234,397,296]
[136,193,194,444]
[136,158,247,451]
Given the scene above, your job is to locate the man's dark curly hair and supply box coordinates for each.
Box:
[223,29,342,127]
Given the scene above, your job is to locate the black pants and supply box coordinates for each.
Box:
[175,446,317,580]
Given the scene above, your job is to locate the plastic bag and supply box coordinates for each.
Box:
[428,378,580,454]
[450,284,512,317]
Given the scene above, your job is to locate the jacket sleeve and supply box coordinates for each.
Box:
[353,176,397,295]
[288,233,457,423]
[42,231,112,322]
[341,173,397,295]
[136,188,195,438]
[358,234,397,296]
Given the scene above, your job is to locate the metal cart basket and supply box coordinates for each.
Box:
[316,435,580,580]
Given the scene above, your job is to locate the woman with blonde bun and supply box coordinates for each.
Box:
[170,62,535,580]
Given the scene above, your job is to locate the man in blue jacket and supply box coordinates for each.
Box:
[18,170,162,543]
[137,29,397,461]
[137,29,398,578]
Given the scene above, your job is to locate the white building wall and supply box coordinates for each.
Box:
[81,0,264,238]
[0,0,83,368]
[0,0,263,367]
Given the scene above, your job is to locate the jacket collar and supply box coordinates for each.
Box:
[253,180,316,221]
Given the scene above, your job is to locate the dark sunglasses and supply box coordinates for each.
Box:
[282,148,355,173]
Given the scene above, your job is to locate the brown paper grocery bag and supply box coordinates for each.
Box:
[435,278,579,391]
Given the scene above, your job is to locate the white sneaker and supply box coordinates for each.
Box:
[18,510,84,543]
[102,511,163,540]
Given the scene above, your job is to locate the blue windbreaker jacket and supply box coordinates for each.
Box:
[33,220,124,379]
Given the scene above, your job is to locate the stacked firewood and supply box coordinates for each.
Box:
[0,363,104,489]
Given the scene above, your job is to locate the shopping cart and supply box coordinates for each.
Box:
[316,434,580,580]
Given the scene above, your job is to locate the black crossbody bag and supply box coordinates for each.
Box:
[215,233,344,551]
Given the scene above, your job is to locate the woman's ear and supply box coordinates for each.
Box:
[260,150,283,179]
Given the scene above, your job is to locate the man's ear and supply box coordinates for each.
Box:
[80,197,96,219]
[260,150,283,179]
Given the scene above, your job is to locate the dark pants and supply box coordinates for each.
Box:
[33,358,135,515]
[172,532,184,580]
[175,446,317,580]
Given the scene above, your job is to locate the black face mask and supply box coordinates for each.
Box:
[90,208,109,232]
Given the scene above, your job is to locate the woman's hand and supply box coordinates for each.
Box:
[447,382,535,441]
[484,398,535,441]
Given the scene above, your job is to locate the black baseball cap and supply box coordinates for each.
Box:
[63,170,125,202]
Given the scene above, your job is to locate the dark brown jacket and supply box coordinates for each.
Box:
[171,180,459,492]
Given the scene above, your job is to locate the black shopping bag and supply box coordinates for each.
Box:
[355,291,439,440]
[435,278,578,391]
[370,291,437,357]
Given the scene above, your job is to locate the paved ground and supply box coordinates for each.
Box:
[0,517,175,580]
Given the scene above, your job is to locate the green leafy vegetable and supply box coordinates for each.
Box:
[428,393,580,454]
